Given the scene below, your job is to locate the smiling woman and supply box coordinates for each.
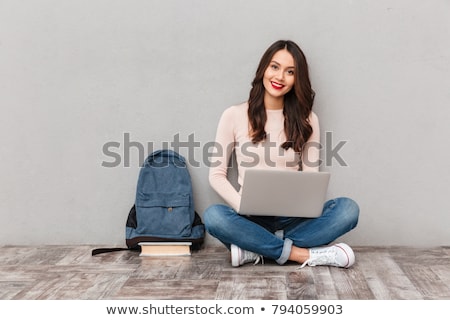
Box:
[263,50,296,107]
[203,39,360,269]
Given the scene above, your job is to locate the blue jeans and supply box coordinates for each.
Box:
[203,197,359,265]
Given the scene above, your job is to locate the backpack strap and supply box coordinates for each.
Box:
[91,247,131,256]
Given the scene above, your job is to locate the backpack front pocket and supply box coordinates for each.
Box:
[135,192,192,237]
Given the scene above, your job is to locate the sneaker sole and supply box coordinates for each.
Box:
[230,244,240,267]
[335,243,355,268]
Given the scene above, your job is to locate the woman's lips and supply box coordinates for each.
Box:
[271,81,284,90]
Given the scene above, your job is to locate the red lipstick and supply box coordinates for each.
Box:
[271,81,284,90]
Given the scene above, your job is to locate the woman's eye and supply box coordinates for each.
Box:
[271,64,279,70]
[287,70,294,75]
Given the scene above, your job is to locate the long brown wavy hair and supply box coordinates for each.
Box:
[248,40,315,156]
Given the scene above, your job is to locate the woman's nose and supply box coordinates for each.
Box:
[275,70,284,81]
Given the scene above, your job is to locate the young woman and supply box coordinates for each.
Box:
[203,40,359,268]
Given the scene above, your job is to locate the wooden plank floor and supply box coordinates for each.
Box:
[0,245,449,300]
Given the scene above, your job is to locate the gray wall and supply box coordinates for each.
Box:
[1,0,449,246]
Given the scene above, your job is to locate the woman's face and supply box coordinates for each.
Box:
[263,49,295,101]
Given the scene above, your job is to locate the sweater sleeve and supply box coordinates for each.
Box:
[208,107,241,211]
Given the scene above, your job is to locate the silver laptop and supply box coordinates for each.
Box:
[238,169,330,217]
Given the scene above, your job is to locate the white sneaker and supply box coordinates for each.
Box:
[231,244,264,267]
[299,243,355,268]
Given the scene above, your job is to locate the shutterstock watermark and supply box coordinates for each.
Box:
[101,132,349,168]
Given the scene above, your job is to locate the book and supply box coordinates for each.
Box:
[138,242,192,256]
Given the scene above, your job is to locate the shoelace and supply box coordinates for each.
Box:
[298,259,310,269]
[253,255,264,265]
[241,250,265,265]
[298,248,337,269]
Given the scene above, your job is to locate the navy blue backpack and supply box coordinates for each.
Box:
[92,149,205,255]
